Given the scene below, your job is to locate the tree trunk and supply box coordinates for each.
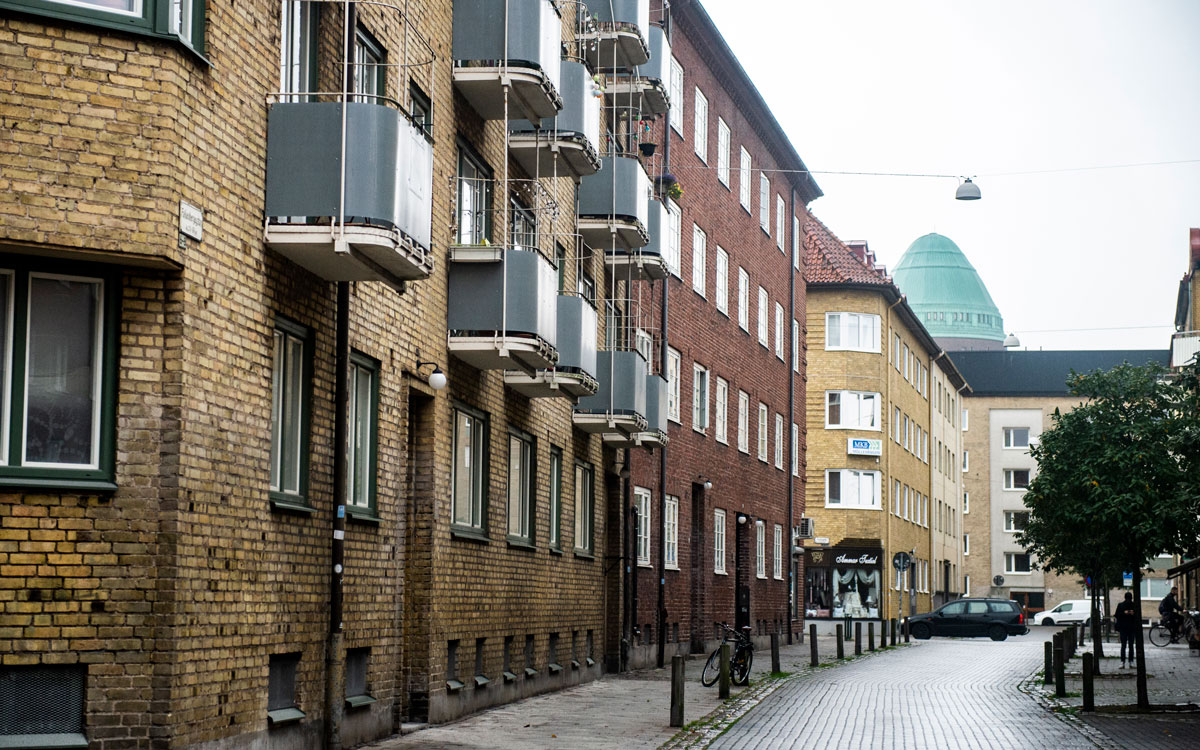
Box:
[1133,568,1149,709]
[1091,582,1103,672]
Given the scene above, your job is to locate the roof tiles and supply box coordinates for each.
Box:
[804,216,891,286]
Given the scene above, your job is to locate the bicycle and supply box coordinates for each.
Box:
[1148,610,1198,647]
[701,623,754,687]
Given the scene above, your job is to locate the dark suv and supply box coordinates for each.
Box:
[906,598,1029,641]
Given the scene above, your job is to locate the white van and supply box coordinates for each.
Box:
[1033,599,1093,626]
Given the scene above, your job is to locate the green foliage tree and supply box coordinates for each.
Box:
[1018,361,1200,709]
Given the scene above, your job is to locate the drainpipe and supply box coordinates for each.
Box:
[884,294,904,620]
[786,189,796,644]
[326,281,349,750]
[656,56,672,669]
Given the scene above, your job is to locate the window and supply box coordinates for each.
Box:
[280,0,317,100]
[825,312,880,352]
[665,199,682,277]
[549,448,562,549]
[737,391,750,453]
[716,118,730,186]
[409,83,432,137]
[791,422,799,476]
[666,348,681,423]
[664,495,679,569]
[692,363,709,432]
[904,485,911,520]
[715,247,729,315]
[578,269,596,305]
[1004,469,1031,490]
[714,509,727,574]
[961,407,969,431]
[635,487,651,566]
[774,303,785,359]
[456,146,492,245]
[345,648,373,707]
[825,391,881,430]
[715,377,729,444]
[739,148,752,211]
[757,403,769,461]
[775,195,785,250]
[903,415,911,451]
[348,352,378,514]
[903,344,911,381]
[774,413,784,469]
[271,319,310,503]
[574,463,594,553]
[962,450,969,472]
[507,432,534,543]
[692,225,707,297]
[963,534,970,555]
[669,57,684,134]
[792,214,801,270]
[0,664,86,743]
[693,87,708,161]
[1004,553,1032,574]
[1004,510,1029,532]
[893,479,901,516]
[0,267,118,487]
[1140,577,1174,600]
[737,268,750,331]
[759,173,770,233]
[963,491,970,514]
[268,653,303,724]
[773,524,783,579]
[452,408,487,531]
[825,469,881,509]
[13,0,207,52]
[1003,427,1030,449]
[792,320,800,373]
[755,520,766,578]
[510,197,538,253]
[353,26,385,101]
[894,406,902,443]
[757,287,768,346]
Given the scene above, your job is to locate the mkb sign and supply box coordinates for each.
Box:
[847,438,882,456]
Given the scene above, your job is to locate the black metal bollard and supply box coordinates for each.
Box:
[904,617,910,643]
[1054,633,1066,698]
[868,622,875,651]
[770,632,781,674]
[880,620,888,648]
[670,655,685,727]
[891,618,898,645]
[855,622,862,656]
[1044,640,1053,685]
[1082,652,1095,712]
[719,642,731,699]
[809,624,818,668]
[836,624,845,659]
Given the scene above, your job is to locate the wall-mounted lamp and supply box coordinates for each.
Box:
[698,475,713,491]
[416,360,447,391]
[737,514,748,525]
[619,466,631,480]
[955,177,982,201]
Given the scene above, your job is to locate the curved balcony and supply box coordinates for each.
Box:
[606,198,668,281]
[509,60,602,180]
[637,373,669,446]
[452,0,563,121]
[605,25,671,117]
[580,0,650,70]
[573,350,648,435]
[578,155,650,251]
[505,294,599,400]
[264,102,434,289]
[448,249,558,371]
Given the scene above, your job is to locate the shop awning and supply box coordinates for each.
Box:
[1167,557,1200,578]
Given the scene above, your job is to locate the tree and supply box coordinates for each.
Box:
[1019,361,1200,709]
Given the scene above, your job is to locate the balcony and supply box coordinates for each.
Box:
[580,0,650,70]
[509,60,602,180]
[578,156,650,251]
[573,350,648,435]
[505,294,599,400]
[1171,330,1200,368]
[604,24,671,117]
[638,373,669,446]
[452,0,563,121]
[606,198,668,281]
[448,248,558,371]
[264,102,433,290]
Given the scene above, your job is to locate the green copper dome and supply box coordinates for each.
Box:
[892,233,1005,345]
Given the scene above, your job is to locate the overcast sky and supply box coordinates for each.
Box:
[699,0,1200,351]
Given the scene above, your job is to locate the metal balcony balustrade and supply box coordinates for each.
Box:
[604,23,671,117]
[579,0,651,70]
[577,155,651,251]
[1171,330,1200,368]
[605,197,668,281]
[509,60,604,180]
[505,292,600,400]
[573,348,649,436]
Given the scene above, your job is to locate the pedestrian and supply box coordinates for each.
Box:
[1115,591,1138,668]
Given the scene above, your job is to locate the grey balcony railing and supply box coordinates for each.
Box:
[556,294,599,377]
[637,23,671,85]
[575,349,648,425]
[448,248,557,350]
[513,60,602,151]
[584,0,650,69]
[578,156,650,246]
[644,372,668,435]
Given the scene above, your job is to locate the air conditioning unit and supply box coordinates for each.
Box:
[794,518,815,543]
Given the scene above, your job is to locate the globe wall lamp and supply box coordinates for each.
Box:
[416,360,447,390]
[697,475,713,490]
[737,513,748,525]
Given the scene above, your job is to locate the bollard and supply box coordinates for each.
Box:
[1054,634,1066,698]
[670,655,685,727]
[881,620,889,648]
[844,614,852,640]
[904,617,910,643]
[770,632,781,674]
[719,642,731,699]
[1068,627,1076,660]
[1082,653,1095,712]
[855,622,862,656]
[868,622,875,651]
[836,624,845,659]
[809,624,818,668]
[1044,640,1054,685]
[891,618,898,645]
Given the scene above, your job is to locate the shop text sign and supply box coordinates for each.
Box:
[847,438,882,456]
[835,553,878,566]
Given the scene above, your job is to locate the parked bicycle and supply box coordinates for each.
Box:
[1148,609,1199,647]
[701,623,754,687]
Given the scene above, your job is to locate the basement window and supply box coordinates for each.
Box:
[267,653,305,726]
[0,665,87,749]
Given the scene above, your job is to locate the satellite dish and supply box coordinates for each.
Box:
[993,575,1005,587]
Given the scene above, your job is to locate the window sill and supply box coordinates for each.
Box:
[524,667,538,678]
[548,662,563,674]
[756,574,767,580]
[503,671,517,683]
[823,425,882,432]
[573,550,595,561]
[823,504,882,511]
[270,497,316,515]
[446,679,465,693]
[0,734,88,750]
[346,694,377,710]
[666,564,679,572]
[474,674,491,688]
[267,707,306,726]
[714,569,728,576]
[0,476,117,492]
[549,546,563,555]
[346,507,381,524]
[451,527,490,544]
[506,537,537,551]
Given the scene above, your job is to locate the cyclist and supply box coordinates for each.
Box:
[1159,585,1184,638]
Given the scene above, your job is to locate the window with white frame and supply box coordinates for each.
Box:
[963,534,970,555]
[825,469,882,509]
[575,463,594,552]
[634,487,651,566]
[755,520,766,578]
[739,148,751,211]
[716,118,730,186]
[892,333,901,370]
[791,422,799,476]
[1004,552,1032,574]
[665,495,679,569]
[825,391,881,430]
[692,224,707,297]
[506,431,534,543]
[904,485,911,520]
[693,87,708,161]
[774,302,784,359]
[715,247,729,315]
[715,377,729,444]
[713,509,727,574]
[737,268,749,331]
[904,415,911,451]
[348,353,378,513]
[549,449,562,549]
[667,347,681,423]
[1004,510,1030,532]
[665,199,682,277]
[792,215,801,269]
[775,195,785,250]
[774,413,784,469]
[1004,468,1031,490]
[281,0,317,100]
[1003,427,1030,449]
[757,403,769,461]
[903,344,911,381]
[962,449,969,472]
[452,407,487,530]
[961,407,968,431]
[963,491,970,513]
[757,287,769,346]
[692,363,709,432]
[893,479,901,516]
[738,391,750,453]
[825,312,880,352]
[773,524,783,579]
[792,319,800,373]
[894,406,902,443]
[759,172,770,233]
[669,57,684,134]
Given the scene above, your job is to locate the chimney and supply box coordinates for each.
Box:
[846,240,869,265]
[1191,227,1200,268]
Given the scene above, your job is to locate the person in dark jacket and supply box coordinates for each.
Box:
[1115,591,1139,668]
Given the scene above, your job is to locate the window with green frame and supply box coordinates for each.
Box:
[548,447,562,550]
[353,25,386,103]
[456,142,493,245]
[451,405,487,536]
[269,317,312,512]
[574,462,594,555]
[0,262,119,490]
[347,351,379,519]
[506,430,534,546]
[0,0,208,57]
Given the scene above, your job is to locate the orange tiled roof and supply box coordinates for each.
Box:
[804,216,891,286]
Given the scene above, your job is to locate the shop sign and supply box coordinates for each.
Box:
[847,437,882,456]
[835,553,879,566]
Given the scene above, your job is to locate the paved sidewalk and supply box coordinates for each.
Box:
[367,632,868,749]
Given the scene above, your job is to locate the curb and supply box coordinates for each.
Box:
[1017,671,1119,750]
